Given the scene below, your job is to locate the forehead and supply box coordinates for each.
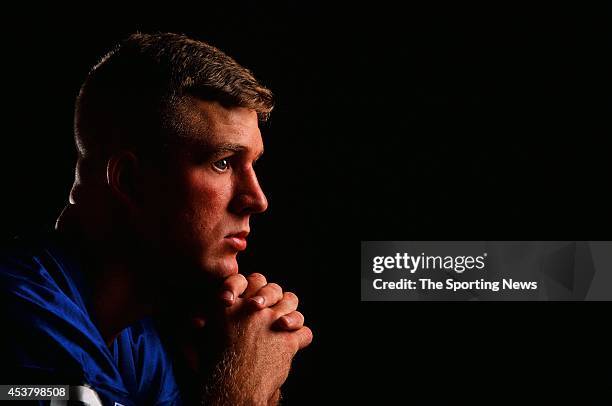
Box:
[177,96,262,149]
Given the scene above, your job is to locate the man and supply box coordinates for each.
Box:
[0,32,312,405]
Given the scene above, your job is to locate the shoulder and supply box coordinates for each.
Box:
[0,232,126,393]
[0,232,90,323]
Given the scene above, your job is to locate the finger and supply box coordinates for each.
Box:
[248,282,283,309]
[293,326,313,350]
[220,273,248,306]
[269,291,299,315]
[241,273,268,298]
[274,311,304,331]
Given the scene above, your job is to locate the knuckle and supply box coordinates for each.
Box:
[225,273,245,286]
[283,291,299,304]
[302,326,313,345]
[267,282,282,294]
[247,272,267,284]
[231,274,248,291]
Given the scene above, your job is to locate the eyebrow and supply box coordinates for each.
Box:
[214,143,247,153]
[210,142,264,159]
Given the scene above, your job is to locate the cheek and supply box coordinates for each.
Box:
[183,172,234,235]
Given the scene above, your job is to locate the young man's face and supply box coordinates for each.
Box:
[153,98,268,282]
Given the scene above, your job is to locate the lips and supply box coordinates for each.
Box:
[224,230,249,251]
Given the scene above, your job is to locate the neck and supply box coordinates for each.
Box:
[90,263,154,346]
[56,203,157,347]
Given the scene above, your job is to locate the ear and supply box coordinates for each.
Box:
[106,150,141,209]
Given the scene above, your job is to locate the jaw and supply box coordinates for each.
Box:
[201,253,240,279]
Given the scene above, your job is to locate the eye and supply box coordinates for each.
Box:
[212,158,231,172]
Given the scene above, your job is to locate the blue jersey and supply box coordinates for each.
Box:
[0,231,182,405]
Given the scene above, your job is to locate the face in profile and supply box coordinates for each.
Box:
[149,98,268,283]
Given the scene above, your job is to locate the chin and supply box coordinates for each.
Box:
[202,255,239,279]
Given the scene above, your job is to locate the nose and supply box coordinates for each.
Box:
[229,166,268,215]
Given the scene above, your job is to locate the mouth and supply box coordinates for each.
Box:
[224,230,249,251]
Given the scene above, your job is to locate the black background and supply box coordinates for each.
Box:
[1,2,610,404]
